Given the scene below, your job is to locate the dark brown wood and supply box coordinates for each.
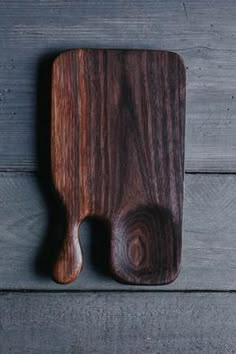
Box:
[51,49,186,285]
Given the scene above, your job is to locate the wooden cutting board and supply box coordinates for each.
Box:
[51,49,186,285]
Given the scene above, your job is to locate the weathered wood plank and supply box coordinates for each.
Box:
[0,292,235,353]
[0,173,235,290]
[0,0,236,171]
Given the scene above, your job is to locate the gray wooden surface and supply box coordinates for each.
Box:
[1,293,236,354]
[0,0,236,352]
[0,173,236,291]
[0,0,236,172]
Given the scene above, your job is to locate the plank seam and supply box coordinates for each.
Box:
[0,289,236,294]
[0,170,234,175]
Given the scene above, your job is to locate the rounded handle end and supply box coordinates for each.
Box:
[53,223,83,284]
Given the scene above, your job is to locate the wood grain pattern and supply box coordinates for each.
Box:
[0,174,236,290]
[0,1,235,351]
[51,49,186,285]
[0,0,236,172]
[0,172,233,290]
[1,292,236,354]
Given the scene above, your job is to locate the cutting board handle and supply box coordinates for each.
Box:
[53,221,83,284]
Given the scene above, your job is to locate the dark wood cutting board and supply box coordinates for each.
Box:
[51,49,186,285]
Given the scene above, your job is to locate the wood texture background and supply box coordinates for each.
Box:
[1,293,236,354]
[0,173,236,291]
[0,0,236,352]
[0,0,236,172]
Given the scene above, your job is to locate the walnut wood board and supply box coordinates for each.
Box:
[51,49,186,285]
[1,293,236,353]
